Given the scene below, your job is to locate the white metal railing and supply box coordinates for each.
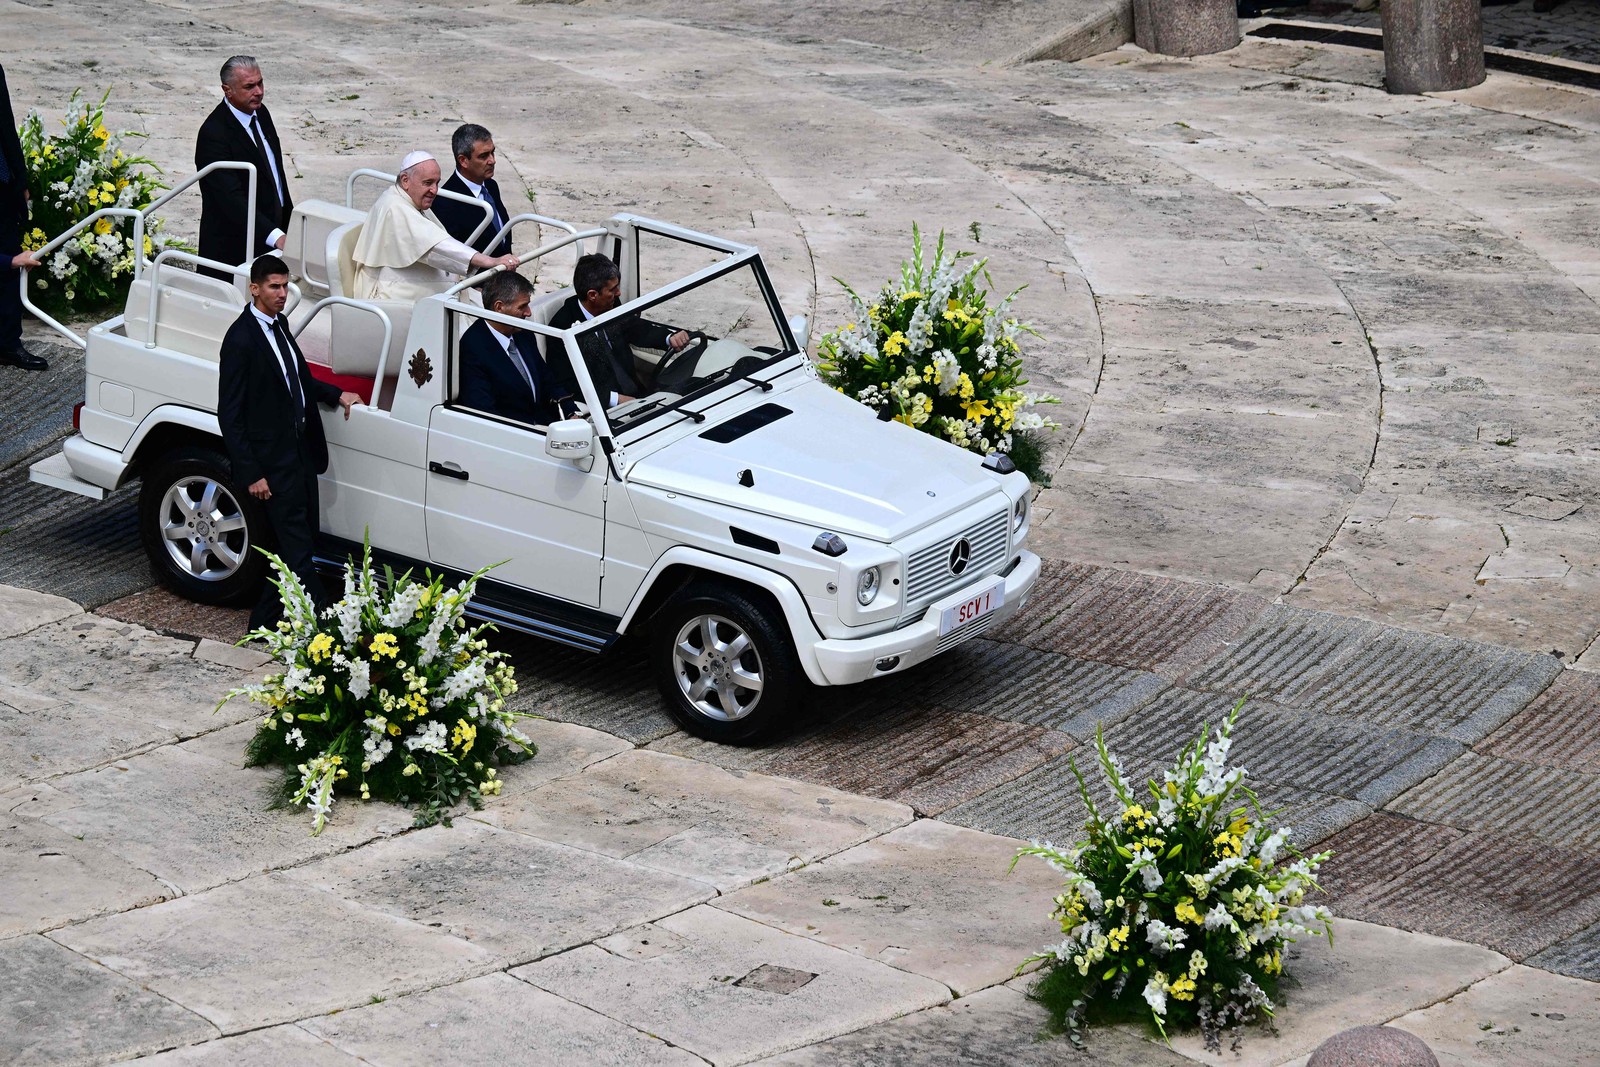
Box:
[291,296,395,404]
[445,227,608,296]
[20,160,259,349]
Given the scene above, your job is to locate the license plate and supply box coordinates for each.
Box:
[938,579,1005,635]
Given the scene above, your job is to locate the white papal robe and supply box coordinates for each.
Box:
[351,184,477,302]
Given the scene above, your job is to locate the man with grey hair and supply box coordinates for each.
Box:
[351,150,518,302]
[195,55,292,279]
[457,270,572,425]
[433,123,513,258]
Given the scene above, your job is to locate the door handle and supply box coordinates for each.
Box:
[429,461,469,481]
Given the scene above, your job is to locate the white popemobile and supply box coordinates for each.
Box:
[27,165,1041,742]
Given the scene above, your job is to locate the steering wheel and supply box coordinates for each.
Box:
[653,332,711,393]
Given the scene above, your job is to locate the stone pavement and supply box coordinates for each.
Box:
[5,0,1600,1061]
[4,582,1600,1067]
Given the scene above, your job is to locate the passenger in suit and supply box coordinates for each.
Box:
[432,123,513,258]
[195,56,293,280]
[457,271,574,426]
[217,255,362,629]
[546,253,690,408]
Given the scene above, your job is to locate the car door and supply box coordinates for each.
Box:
[424,406,606,608]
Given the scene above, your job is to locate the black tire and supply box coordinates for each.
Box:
[651,581,803,744]
[137,444,271,606]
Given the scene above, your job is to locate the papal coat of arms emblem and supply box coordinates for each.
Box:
[408,348,433,387]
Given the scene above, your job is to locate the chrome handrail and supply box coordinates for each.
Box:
[445,227,608,296]
[291,296,394,402]
[140,160,259,268]
[483,211,581,252]
[142,248,302,349]
[19,206,145,349]
[344,167,496,244]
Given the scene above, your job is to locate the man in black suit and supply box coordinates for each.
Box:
[0,61,45,370]
[458,271,573,425]
[217,255,361,629]
[547,253,690,408]
[195,56,293,281]
[432,124,512,258]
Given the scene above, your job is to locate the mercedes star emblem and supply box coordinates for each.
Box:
[948,537,971,576]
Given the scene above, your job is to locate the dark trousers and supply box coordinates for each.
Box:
[250,450,329,630]
[1,185,22,353]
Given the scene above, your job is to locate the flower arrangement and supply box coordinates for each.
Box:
[1012,703,1332,1052]
[220,544,536,834]
[817,225,1059,482]
[18,88,185,314]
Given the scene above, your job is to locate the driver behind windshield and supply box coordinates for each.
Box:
[547,253,690,408]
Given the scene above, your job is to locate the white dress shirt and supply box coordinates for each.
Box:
[249,305,299,402]
[225,100,286,249]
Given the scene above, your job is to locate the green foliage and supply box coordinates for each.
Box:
[18,88,186,314]
[817,224,1059,482]
[221,541,537,835]
[1013,702,1332,1051]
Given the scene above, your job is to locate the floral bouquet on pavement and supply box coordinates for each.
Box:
[19,88,186,314]
[817,225,1059,482]
[220,543,536,834]
[1013,702,1332,1051]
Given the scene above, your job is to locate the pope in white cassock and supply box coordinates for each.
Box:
[352,150,519,302]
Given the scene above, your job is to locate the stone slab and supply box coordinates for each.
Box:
[0,933,217,1067]
[1183,604,1382,706]
[1334,830,1600,961]
[1387,751,1600,853]
[1477,669,1600,773]
[50,874,495,1034]
[992,560,1271,676]
[1528,919,1600,983]
[498,633,679,745]
[129,1026,363,1067]
[0,614,247,737]
[282,819,712,966]
[476,749,911,889]
[1104,687,1462,806]
[303,972,705,1066]
[1311,812,1466,903]
[513,905,950,1065]
[717,819,1062,996]
[752,983,1187,1066]
[192,638,271,672]
[0,585,82,640]
[0,693,174,794]
[651,707,1074,817]
[1389,964,1600,1067]
[97,587,251,646]
[17,744,401,892]
[0,473,151,609]
[0,811,171,937]
[1166,919,1508,1065]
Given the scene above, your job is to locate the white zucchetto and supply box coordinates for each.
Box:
[398,149,436,173]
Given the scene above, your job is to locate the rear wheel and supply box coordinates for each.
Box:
[137,445,270,605]
[651,582,803,744]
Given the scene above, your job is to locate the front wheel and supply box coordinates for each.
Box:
[137,444,270,605]
[651,582,803,744]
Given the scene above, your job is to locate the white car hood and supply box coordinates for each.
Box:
[625,385,1001,542]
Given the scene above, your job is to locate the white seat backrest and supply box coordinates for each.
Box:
[284,199,365,296]
[123,268,244,362]
[528,288,572,327]
[328,221,363,300]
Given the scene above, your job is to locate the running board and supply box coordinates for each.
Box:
[29,451,109,501]
[312,537,621,654]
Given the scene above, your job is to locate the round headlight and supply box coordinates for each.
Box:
[1012,493,1029,533]
[857,566,881,606]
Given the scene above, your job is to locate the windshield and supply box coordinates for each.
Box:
[568,258,794,431]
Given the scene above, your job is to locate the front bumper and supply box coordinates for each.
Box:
[809,549,1042,686]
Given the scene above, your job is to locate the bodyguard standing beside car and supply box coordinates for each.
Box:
[195,55,293,280]
[217,255,360,629]
[0,61,46,371]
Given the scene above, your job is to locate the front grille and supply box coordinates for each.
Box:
[903,510,1009,620]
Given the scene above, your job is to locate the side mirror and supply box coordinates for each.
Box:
[545,419,593,464]
[787,313,810,352]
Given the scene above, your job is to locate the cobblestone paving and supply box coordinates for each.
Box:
[1262,0,1600,67]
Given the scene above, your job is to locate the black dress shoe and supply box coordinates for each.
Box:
[0,347,48,371]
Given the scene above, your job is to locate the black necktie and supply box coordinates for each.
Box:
[271,318,305,422]
[250,115,281,212]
